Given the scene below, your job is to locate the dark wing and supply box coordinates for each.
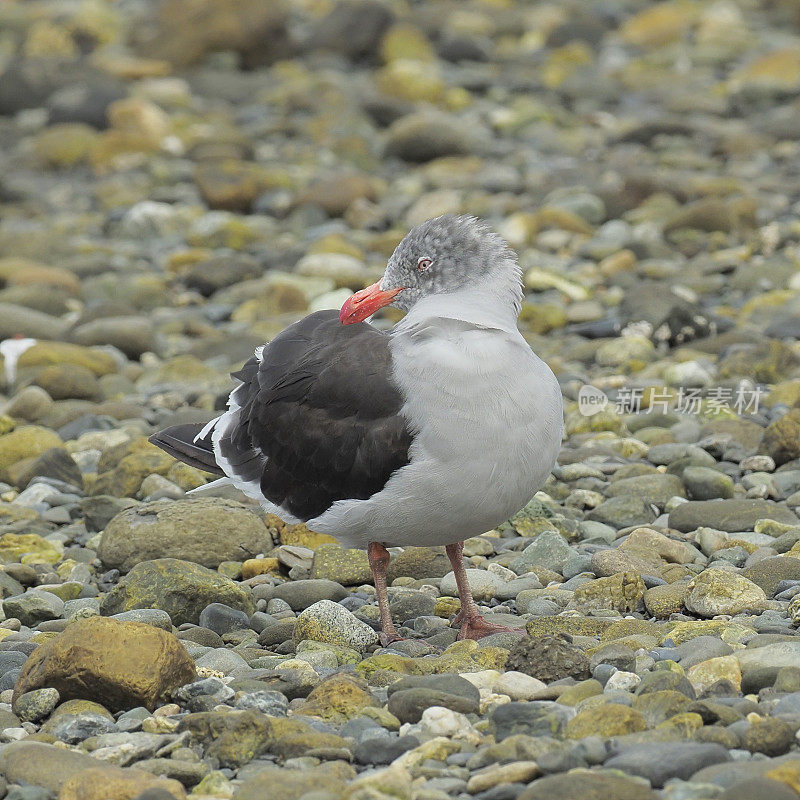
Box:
[219,309,413,520]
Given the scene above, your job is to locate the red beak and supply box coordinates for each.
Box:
[339,282,404,325]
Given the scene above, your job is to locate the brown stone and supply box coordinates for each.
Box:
[14,617,195,712]
[58,764,185,800]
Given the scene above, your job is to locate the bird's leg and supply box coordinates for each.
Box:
[367,541,404,646]
[445,541,517,640]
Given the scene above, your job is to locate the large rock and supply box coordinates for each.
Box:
[98,499,273,572]
[293,599,379,652]
[505,634,590,683]
[18,341,118,376]
[387,547,451,582]
[0,741,100,794]
[71,316,159,359]
[309,544,372,585]
[136,0,291,69]
[603,743,731,789]
[0,425,62,472]
[384,111,473,163]
[742,557,800,598]
[587,496,658,528]
[760,409,800,466]
[605,473,686,509]
[235,761,356,800]
[565,704,647,739]
[13,617,195,712]
[308,0,394,61]
[519,771,657,800]
[0,303,68,340]
[570,572,646,613]
[59,764,186,799]
[669,499,798,533]
[685,569,767,617]
[100,558,254,625]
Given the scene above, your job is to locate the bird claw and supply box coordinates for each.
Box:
[379,631,407,647]
[454,615,519,641]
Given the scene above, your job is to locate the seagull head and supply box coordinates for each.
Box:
[339,214,520,325]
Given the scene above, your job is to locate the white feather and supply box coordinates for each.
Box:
[308,284,564,548]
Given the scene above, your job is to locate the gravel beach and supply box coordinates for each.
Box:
[2,0,800,798]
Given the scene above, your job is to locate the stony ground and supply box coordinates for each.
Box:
[2,0,800,798]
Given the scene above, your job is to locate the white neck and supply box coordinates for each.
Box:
[397,264,523,334]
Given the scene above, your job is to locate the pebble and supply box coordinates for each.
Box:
[0,1,798,796]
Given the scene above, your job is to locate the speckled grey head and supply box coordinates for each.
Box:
[380,215,521,313]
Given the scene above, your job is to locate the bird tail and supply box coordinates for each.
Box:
[148,420,225,476]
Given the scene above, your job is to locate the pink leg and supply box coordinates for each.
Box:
[445,542,517,640]
[367,541,405,646]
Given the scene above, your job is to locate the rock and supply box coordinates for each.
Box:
[3,590,64,626]
[587,497,658,528]
[0,533,62,564]
[309,544,372,585]
[137,0,291,69]
[0,426,62,473]
[235,761,355,800]
[58,764,186,800]
[195,161,261,213]
[353,735,420,766]
[669,500,798,533]
[720,779,799,800]
[100,558,254,625]
[98,499,273,572]
[257,579,348,610]
[296,173,377,218]
[505,635,590,683]
[308,0,394,61]
[604,742,731,788]
[296,673,377,722]
[183,254,262,296]
[765,761,800,796]
[718,341,799,384]
[71,316,159,359]
[387,548,450,582]
[592,548,661,577]
[7,447,82,491]
[565,704,647,739]
[92,446,186,498]
[34,363,100,400]
[761,409,800,466]
[742,557,800,597]
[683,466,735,500]
[19,341,117,375]
[0,740,101,794]
[2,385,53,422]
[570,572,646,613]
[619,283,714,346]
[0,303,68,340]
[494,671,547,701]
[293,599,379,652]
[519,772,657,800]
[440,568,505,601]
[684,569,767,617]
[80,496,138,532]
[198,603,250,635]
[686,655,742,694]
[509,529,572,573]
[384,112,472,163]
[14,617,195,711]
[387,675,480,723]
[605,473,685,510]
[743,718,794,756]
[11,687,60,722]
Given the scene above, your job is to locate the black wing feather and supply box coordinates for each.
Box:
[217,309,413,520]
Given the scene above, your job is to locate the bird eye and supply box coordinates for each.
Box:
[417,257,432,271]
